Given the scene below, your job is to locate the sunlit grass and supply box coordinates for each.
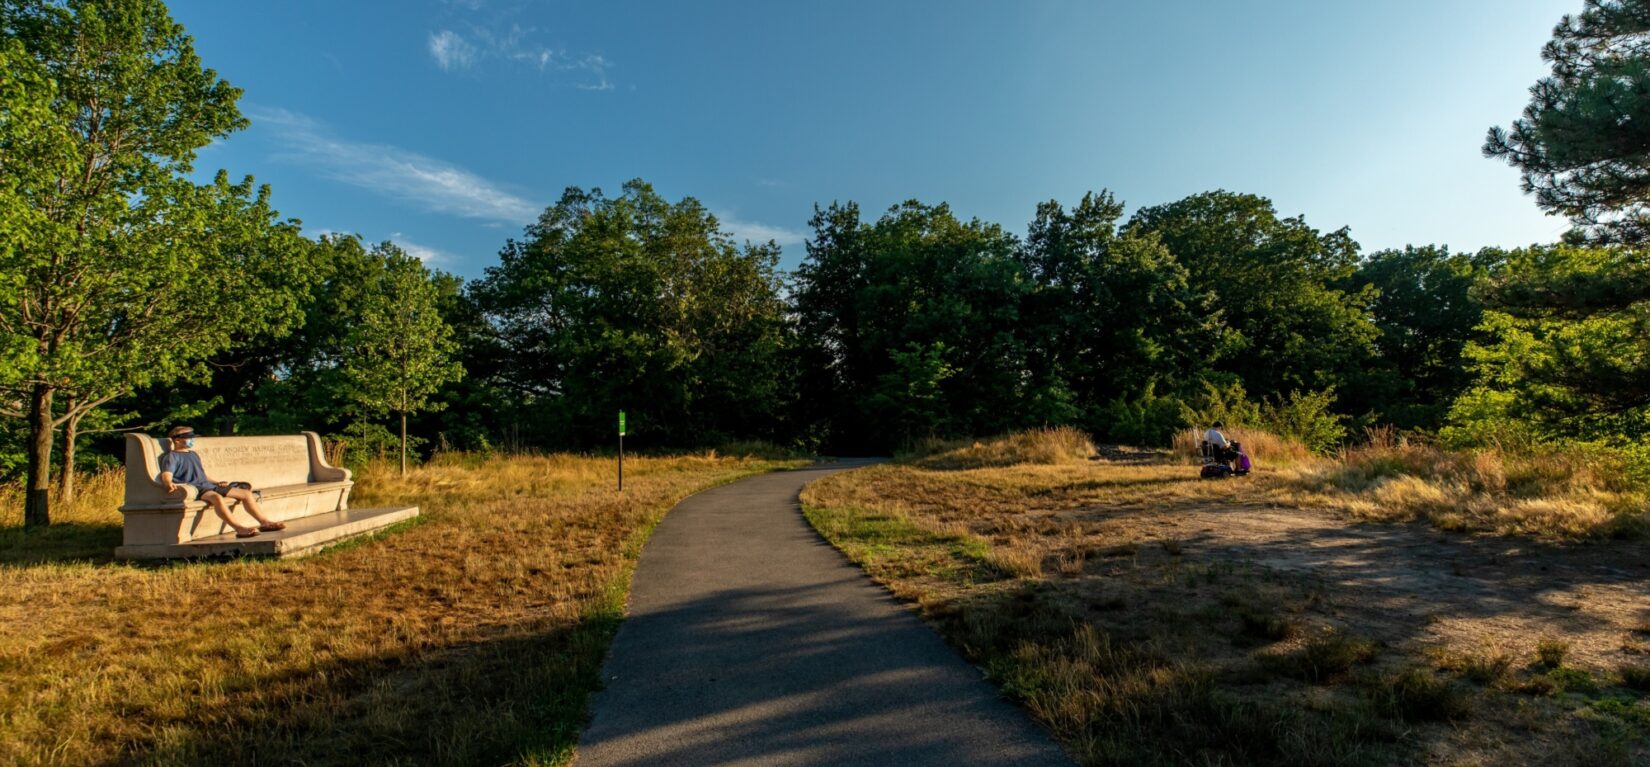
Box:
[802,430,1650,766]
[0,451,804,766]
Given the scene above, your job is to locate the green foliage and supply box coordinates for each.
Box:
[1537,638,1570,669]
[1260,390,1348,454]
[793,200,1033,450]
[1355,246,1492,429]
[0,0,306,525]
[866,342,957,446]
[1486,0,1650,245]
[1367,667,1473,723]
[1446,245,1650,448]
[1129,191,1381,407]
[1095,383,1191,446]
[1019,192,1216,422]
[470,180,791,448]
[1185,379,1263,430]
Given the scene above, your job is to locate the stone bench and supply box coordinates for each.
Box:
[115,432,417,560]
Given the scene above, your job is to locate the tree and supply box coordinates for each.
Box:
[337,243,463,475]
[1354,246,1493,429]
[1486,0,1650,245]
[471,180,791,448]
[1,0,304,527]
[1476,1,1650,443]
[793,201,1031,450]
[1449,245,1650,445]
[1019,192,1216,431]
[1128,191,1379,409]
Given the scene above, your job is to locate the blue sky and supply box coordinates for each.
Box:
[173,0,1575,278]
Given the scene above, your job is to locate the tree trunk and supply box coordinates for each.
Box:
[400,410,408,476]
[58,404,81,506]
[24,384,54,529]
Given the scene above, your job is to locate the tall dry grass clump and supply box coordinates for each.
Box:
[1171,426,1313,468]
[0,468,127,563]
[0,451,801,766]
[905,427,1096,470]
[1291,428,1647,539]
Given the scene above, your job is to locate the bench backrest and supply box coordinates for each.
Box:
[123,432,344,508]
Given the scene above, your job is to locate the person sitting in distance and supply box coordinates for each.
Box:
[158,425,285,538]
[1204,421,1239,463]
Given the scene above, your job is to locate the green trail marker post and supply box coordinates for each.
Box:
[618,410,626,492]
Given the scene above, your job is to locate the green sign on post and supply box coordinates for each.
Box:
[619,410,626,435]
[617,410,626,492]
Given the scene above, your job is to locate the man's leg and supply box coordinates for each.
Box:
[202,491,255,535]
[226,487,280,528]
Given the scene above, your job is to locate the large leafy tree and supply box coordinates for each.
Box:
[1018,191,1216,430]
[1354,246,1494,429]
[1450,245,1650,445]
[0,0,306,527]
[1128,191,1379,408]
[1486,0,1650,245]
[1476,0,1650,440]
[471,180,791,447]
[794,201,1031,449]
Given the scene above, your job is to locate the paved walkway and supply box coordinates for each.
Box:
[575,461,1072,767]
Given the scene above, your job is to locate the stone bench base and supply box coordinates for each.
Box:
[115,506,419,561]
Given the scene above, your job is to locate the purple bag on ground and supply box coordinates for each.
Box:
[1236,453,1252,472]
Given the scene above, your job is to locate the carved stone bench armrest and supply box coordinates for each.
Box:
[304,431,352,483]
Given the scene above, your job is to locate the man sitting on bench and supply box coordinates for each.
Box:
[158,425,286,538]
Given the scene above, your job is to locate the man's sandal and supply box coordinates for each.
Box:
[259,522,286,532]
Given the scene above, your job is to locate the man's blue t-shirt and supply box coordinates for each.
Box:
[159,451,215,491]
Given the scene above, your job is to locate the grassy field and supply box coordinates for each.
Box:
[803,429,1650,766]
[0,451,804,766]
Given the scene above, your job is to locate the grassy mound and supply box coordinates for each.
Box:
[903,427,1096,470]
[1289,432,1648,539]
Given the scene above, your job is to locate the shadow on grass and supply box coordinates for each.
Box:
[113,601,621,766]
[808,495,1650,766]
[0,522,122,566]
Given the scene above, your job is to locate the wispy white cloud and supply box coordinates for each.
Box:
[718,214,808,247]
[389,233,453,264]
[428,29,477,71]
[424,24,612,90]
[252,107,538,224]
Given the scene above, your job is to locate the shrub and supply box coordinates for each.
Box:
[1619,664,1650,692]
[1536,638,1569,669]
[1095,383,1190,446]
[1185,379,1263,431]
[1261,389,1348,454]
[715,440,811,460]
[1368,667,1474,722]
[1260,629,1377,682]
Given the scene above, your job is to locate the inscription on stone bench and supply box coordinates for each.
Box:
[198,442,308,469]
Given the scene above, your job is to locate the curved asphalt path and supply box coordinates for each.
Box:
[575,460,1072,767]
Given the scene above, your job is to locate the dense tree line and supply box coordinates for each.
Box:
[7,0,1650,528]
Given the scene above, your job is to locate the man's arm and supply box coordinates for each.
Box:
[159,470,179,494]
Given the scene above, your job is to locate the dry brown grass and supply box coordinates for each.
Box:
[801,430,1650,766]
[0,451,802,766]
[1171,426,1314,467]
[1285,437,1647,540]
[904,427,1095,470]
